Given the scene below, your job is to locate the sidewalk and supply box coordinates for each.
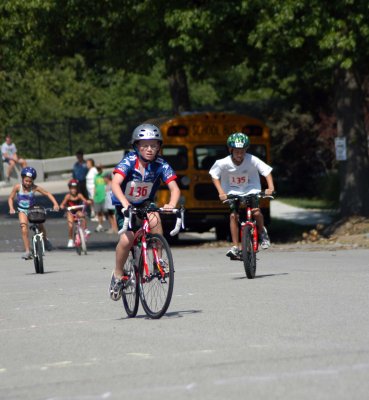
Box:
[271,200,336,226]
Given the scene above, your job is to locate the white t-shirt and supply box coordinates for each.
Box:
[209,154,272,195]
[1,142,17,160]
[86,167,98,197]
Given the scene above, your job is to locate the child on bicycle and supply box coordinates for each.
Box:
[59,179,91,248]
[8,167,59,259]
[109,123,180,301]
[209,132,275,259]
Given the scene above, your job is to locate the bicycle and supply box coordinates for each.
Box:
[67,204,88,255]
[225,191,275,279]
[27,206,55,274]
[119,204,185,319]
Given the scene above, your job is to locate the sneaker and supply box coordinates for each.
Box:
[84,229,91,236]
[260,227,271,249]
[44,238,53,251]
[95,224,104,233]
[109,272,123,301]
[67,239,75,248]
[90,216,99,222]
[22,251,32,260]
[226,246,241,260]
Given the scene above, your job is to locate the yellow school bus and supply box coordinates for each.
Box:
[146,112,271,240]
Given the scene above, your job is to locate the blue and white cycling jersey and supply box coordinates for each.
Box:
[17,185,36,212]
[112,152,177,206]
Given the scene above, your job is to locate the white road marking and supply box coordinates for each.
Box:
[214,363,369,385]
[185,383,196,390]
[127,352,153,359]
[46,392,112,400]
[0,318,113,333]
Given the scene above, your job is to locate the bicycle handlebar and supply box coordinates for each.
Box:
[66,205,86,212]
[224,191,276,203]
[118,206,185,236]
[9,207,60,214]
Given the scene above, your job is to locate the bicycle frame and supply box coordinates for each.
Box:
[240,206,259,253]
[120,206,184,281]
[67,204,87,243]
[225,192,275,255]
[132,217,165,280]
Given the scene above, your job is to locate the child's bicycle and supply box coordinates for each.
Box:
[67,204,89,255]
[224,191,275,279]
[119,204,185,319]
[27,206,56,274]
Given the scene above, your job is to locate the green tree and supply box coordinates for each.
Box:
[246,0,369,217]
[25,0,255,113]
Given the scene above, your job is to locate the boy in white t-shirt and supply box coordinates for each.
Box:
[209,132,275,259]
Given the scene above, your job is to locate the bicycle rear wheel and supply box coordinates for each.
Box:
[122,249,139,318]
[242,226,256,279]
[79,227,87,255]
[35,236,44,274]
[139,234,174,319]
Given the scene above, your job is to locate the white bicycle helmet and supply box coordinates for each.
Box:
[131,124,163,144]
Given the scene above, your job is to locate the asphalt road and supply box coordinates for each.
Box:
[1,240,369,399]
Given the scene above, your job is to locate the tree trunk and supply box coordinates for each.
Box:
[335,68,369,217]
[166,55,191,114]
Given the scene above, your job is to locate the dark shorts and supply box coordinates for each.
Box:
[228,196,259,214]
[115,200,153,232]
[115,206,142,232]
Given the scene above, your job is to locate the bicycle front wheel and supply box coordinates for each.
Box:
[35,236,44,274]
[122,249,139,318]
[33,238,40,274]
[79,227,87,255]
[139,234,174,319]
[242,226,256,279]
[75,228,82,255]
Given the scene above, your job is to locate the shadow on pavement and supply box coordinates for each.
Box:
[232,272,289,280]
[117,309,203,320]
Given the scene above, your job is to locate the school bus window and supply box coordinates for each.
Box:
[248,145,267,162]
[167,125,189,137]
[242,125,263,136]
[162,146,188,170]
[194,145,228,170]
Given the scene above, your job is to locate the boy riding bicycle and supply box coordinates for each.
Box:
[109,123,180,301]
[60,179,91,248]
[209,132,275,259]
[8,167,59,259]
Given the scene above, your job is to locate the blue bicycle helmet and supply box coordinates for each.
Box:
[21,167,37,180]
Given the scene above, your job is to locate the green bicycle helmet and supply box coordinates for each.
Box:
[227,132,250,149]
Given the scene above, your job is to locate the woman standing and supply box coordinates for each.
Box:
[86,158,98,218]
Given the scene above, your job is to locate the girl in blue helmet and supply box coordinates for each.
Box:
[8,167,60,259]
